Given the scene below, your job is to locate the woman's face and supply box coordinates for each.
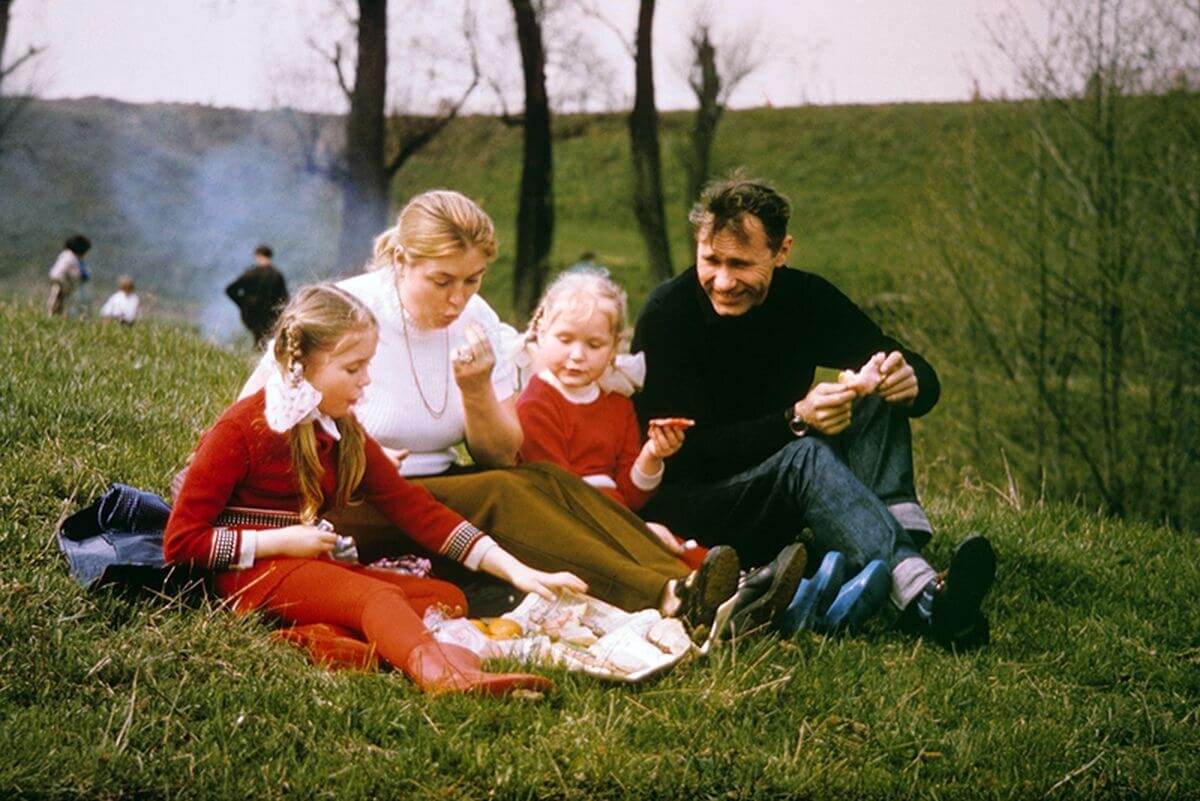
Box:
[397,247,488,329]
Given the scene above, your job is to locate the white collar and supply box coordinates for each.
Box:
[264,367,341,440]
[538,369,601,405]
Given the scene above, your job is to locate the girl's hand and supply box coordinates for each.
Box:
[257,525,338,559]
[478,543,588,600]
[646,423,686,458]
[506,564,588,600]
[451,322,497,395]
[645,521,685,554]
[380,446,410,469]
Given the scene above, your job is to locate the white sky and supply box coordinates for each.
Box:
[5,0,1048,111]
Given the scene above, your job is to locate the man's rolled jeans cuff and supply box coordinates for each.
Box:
[890,555,938,610]
[888,502,932,544]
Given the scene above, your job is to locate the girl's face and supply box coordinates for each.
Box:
[397,247,487,329]
[537,304,619,390]
[305,327,378,418]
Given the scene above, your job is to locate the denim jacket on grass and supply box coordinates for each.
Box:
[56,483,197,591]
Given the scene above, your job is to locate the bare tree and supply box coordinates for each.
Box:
[629,0,672,282]
[0,0,43,154]
[924,0,1200,526]
[288,0,481,271]
[685,20,761,202]
[510,0,554,319]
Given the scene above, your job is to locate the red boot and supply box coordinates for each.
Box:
[272,623,379,671]
[403,641,555,696]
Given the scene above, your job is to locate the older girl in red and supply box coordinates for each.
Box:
[165,284,585,695]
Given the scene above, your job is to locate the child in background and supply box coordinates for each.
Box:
[46,235,92,316]
[517,268,707,570]
[165,283,585,694]
[99,276,140,324]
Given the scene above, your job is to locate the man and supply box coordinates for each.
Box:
[226,244,289,348]
[632,176,995,649]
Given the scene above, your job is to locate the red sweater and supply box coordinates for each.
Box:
[165,391,483,606]
[517,375,656,510]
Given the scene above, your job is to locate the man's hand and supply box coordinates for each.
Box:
[794,382,858,436]
[876,350,918,405]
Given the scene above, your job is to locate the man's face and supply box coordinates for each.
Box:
[695,216,792,316]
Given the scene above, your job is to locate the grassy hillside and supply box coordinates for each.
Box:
[2,301,1198,799]
[0,97,1010,325]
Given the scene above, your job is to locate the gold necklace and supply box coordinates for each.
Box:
[398,292,450,420]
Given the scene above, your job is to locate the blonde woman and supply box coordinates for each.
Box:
[241,191,738,634]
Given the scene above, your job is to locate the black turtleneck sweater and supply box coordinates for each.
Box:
[631,266,939,484]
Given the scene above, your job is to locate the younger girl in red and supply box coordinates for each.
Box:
[165,284,585,695]
[516,268,706,569]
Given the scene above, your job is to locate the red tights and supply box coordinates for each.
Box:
[248,560,467,671]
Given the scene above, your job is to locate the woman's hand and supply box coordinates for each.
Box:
[451,322,496,396]
[256,525,338,559]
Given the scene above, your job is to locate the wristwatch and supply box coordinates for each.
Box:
[788,410,809,437]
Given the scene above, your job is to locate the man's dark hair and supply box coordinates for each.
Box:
[64,235,92,256]
[688,174,791,253]
[254,244,274,259]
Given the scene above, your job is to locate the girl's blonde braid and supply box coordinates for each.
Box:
[285,322,305,385]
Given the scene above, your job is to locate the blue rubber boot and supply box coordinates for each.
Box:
[820,559,892,634]
[777,551,847,636]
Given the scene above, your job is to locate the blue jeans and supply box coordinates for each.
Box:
[643,395,927,571]
[57,483,173,589]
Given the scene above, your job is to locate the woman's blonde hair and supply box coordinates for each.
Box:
[370,189,498,272]
[271,283,377,524]
[524,267,629,352]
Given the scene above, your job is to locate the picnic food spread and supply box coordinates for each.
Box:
[648,417,696,429]
[427,591,695,681]
[838,353,886,395]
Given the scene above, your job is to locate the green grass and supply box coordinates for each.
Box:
[2,301,1199,799]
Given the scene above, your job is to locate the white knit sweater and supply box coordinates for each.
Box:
[325,273,520,477]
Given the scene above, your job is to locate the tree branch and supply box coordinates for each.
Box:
[0,43,42,83]
[308,37,352,100]
[576,0,635,60]
[384,3,481,177]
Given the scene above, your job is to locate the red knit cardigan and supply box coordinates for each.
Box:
[164,390,483,607]
[516,374,655,511]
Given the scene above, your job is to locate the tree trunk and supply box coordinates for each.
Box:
[629,0,673,282]
[0,1,11,90]
[337,0,390,272]
[688,28,722,203]
[510,0,554,320]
